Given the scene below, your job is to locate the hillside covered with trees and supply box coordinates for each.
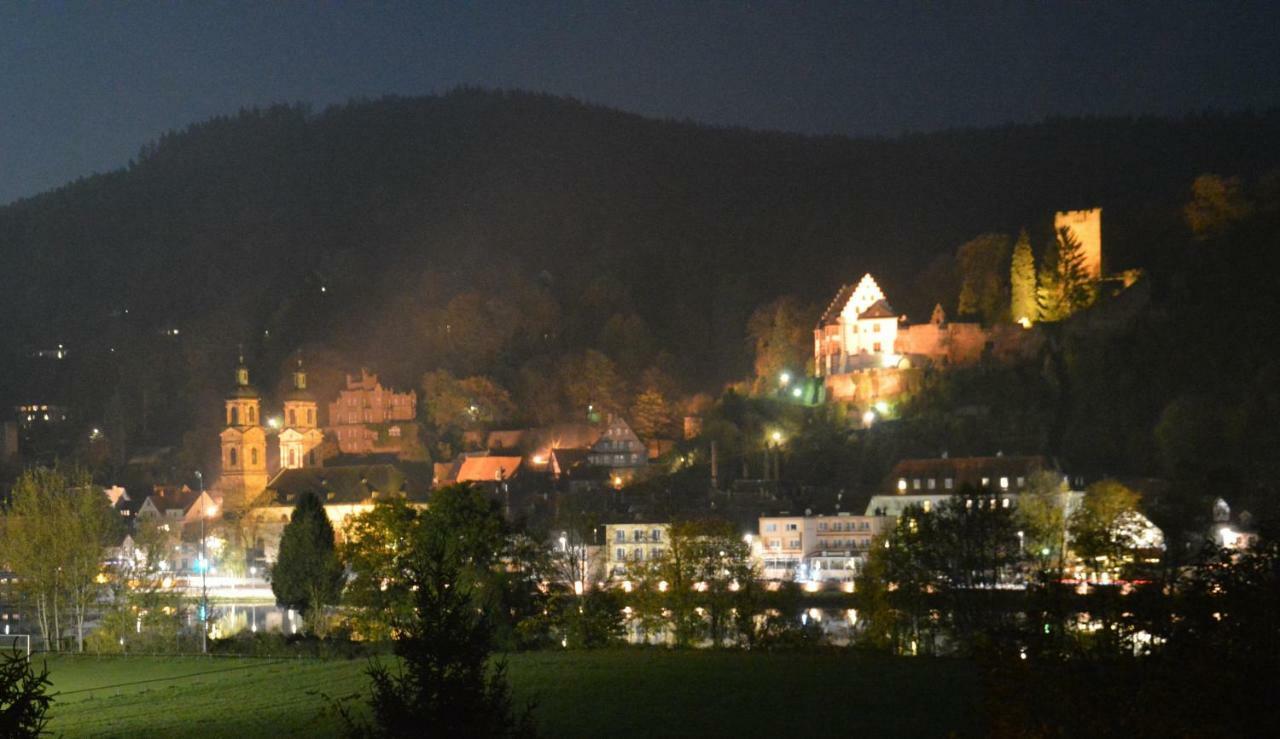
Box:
[1,89,1278,480]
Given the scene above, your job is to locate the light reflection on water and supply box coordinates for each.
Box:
[208,602,302,638]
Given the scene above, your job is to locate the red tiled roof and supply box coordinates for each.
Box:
[456,456,522,482]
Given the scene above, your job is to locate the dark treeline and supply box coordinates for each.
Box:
[1,89,1278,476]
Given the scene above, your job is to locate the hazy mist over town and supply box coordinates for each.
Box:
[0,3,1277,737]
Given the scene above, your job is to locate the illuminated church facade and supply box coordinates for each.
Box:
[217,355,324,509]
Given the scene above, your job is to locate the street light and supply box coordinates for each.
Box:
[779,371,792,386]
[195,470,209,654]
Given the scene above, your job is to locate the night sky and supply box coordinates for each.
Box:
[2,1,1277,205]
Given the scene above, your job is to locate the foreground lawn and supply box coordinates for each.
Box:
[45,650,980,737]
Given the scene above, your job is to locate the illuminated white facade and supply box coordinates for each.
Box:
[814,273,902,376]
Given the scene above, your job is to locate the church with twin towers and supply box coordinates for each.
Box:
[217,354,323,508]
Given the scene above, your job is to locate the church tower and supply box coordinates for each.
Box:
[279,356,324,469]
[219,353,268,508]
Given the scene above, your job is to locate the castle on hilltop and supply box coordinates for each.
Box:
[813,274,1035,405]
[814,208,1110,407]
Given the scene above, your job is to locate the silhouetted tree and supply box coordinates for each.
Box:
[272,492,344,635]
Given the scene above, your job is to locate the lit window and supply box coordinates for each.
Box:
[1000,476,1009,490]
[945,478,953,489]
[913,479,921,490]
[1016,476,1025,487]
[898,478,907,491]
[981,477,990,487]
[927,478,936,490]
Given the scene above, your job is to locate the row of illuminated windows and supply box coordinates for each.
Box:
[898,475,1026,492]
[226,447,260,467]
[765,538,802,550]
[762,522,799,533]
[816,538,872,550]
[818,521,873,532]
[615,528,663,543]
[614,547,664,562]
[917,497,1013,513]
[228,405,258,426]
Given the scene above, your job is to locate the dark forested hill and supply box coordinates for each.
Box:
[1,89,1278,461]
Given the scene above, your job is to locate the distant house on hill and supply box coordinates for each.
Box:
[326,369,421,458]
[588,415,647,487]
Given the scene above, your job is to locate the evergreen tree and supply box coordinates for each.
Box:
[1037,227,1094,321]
[0,651,53,737]
[1009,228,1037,324]
[271,492,344,635]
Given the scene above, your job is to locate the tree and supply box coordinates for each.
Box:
[1009,228,1037,324]
[0,465,115,652]
[342,499,423,641]
[1016,470,1071,574]
[746,296,812,394]
[1067,479,1143,579]
[1037,227,1094,321]
[1185,173,1254,239]
[0,651,53,737]
[340,486,535,737]
[627,519,755,647]
[421,370,515,434]
[956,233,1011,324]
[559,350,627,419]
[271,493,344,635]
[89,517,188,653]
[629,387,674,440]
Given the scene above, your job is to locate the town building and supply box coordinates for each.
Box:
[278,358,324,469]
[136,485,221,524]
[326,369,418,457]
[755,512,888,588]
[218,355,269,509]
[249,462,433,560]
[866,455,1053,516]
[605,522,670,579]
[588,415,647,486]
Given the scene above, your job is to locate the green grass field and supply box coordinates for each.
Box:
[45,650,981,737]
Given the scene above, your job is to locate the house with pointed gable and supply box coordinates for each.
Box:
[814,273,1039,404]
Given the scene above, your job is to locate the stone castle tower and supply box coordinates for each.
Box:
[219,354,268,508]
[1053,207,1103,279]
[278,356,324,469]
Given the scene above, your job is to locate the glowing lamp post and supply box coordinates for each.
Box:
[194,471,218,655]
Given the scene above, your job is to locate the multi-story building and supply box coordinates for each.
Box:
[755,513,888,587]
[588,415,647,487]
[866,455,1053,517]
[604,522,670,579]
[326,369,418,457]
